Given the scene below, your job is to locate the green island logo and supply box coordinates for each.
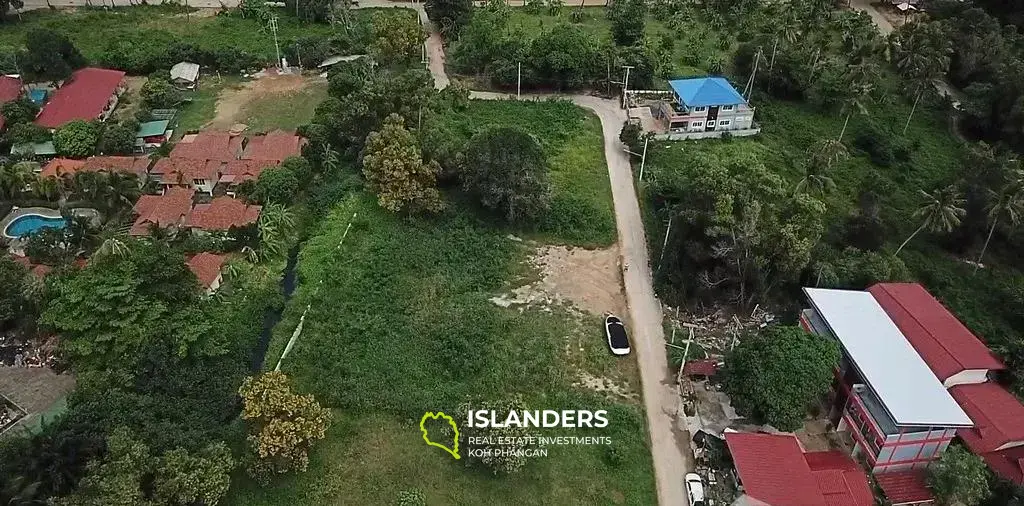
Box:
[420,411,460,459]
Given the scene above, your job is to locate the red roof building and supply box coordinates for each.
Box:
[186,197,260,231]
[682,359,718,378]
[951,382,1024,454]
[218,159,278,185]
[82,156,151,179]
[40,158,87,178]
[130,187,195,236]
[868,283,1005,385]
[151,158,220,189]
[35,68,126,129]
[874,470,933,505]
[186,252,227,293]
[724,432,875,506]
[170,131,244,162]
[241,130,305,163]
[0,75,23,131]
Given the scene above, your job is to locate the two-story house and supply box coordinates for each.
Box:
[799,288,973,475]
[655,77,760,139]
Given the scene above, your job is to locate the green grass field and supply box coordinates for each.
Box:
[435,99,617,247]
[233,99,653,505]
[239,79,329,133]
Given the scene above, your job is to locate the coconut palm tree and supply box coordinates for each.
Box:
[321,142,340,177]
[795,166,837,196]
[0,163,35,200]
[895,185,967,256]
[258,203,296,259]
[102,172,141,217]
[837,62,878,142]
[808,138,849,171]
[975,176,1024,272]
[31,176,60,202]
[891,22,952,135]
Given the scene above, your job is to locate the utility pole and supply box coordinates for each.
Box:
[269,16,282,70]
[638,135,649,181]
[621,65,634,112]
[657,214,673,272]
[517,62,522,99]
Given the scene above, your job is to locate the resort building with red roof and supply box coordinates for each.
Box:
[42,156,150,180]
[0,75,23,131]
[130,187,195,236]
[241,130,306,163]
[186,197,261,231]
[724,431,874,506]
[186,252,227,295]
[35,68,126,129]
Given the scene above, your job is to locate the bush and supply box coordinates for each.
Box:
[0,100,40,126]
[99,121,139,155]
[4,123,51,146]
[53,120,99,158]
[852,121,915,168]
[253,165,301,205]
[141,77,183,109]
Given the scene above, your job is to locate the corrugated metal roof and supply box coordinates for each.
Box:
[668,77,746,107]
[804,288,972,427]
[170,62,200,83]
[137,120,169,138]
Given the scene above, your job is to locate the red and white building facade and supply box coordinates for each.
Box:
[799,288,973,476]
[801,283,1024,494]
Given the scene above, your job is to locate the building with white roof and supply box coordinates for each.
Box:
[800,287,972,476]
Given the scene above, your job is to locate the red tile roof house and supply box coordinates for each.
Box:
[185,197,261,232]
[170,131,244,162]
[41,156,150,180]
[724,431,875,506]
[186,252,227,295]
[218,159,278,195]
[868,283,1024,487]
[34,68,127,129]
[0,75,24,131]
[241,130,306,163]
[130,187,195,236]
[150,158,221,194]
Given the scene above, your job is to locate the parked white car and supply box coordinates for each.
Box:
[684,473,706,506]
[604,314,630,356]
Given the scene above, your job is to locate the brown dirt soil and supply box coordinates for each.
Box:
[490,244,626,318]
[206,74,312,130]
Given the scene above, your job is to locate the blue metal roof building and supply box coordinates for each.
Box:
[668,77,747,108]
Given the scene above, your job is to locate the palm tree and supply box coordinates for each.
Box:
[808,138,849,170]
[837,62,878,142]
[258,204,296,259]
[795,165,837,196]
[102,172,141,217]
[31,176,60,202]
[975,177,1024,272]
[895,185,967,255]
[321,142,340,177]
[891,22,952,134]
[0,163,35,200]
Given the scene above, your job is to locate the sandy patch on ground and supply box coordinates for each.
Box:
[206,74,314,130]
[490,244,626,318]
[111,75,147,123]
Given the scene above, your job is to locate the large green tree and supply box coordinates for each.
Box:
[370,12,426,66]
[0,99,39,126]
[607,0,645,47]
[18,28,85,81]
[928,445,991,506]
[40,242,217,375]
[253,165,300,206]
[425,0,473,37]
[461,126,551,223]
[53,120,99,159]
[0,256,27,328]
[362,113,444,214]
[721,325,840,431]
[239,371,331,484]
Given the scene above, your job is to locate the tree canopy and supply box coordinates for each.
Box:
[721,325,839,431]
[253,164,301,205]
[18,28,85,81]
[461,126,551,223]
[53,120,99,159]
[927,445,991,506]
[362,113,445,214]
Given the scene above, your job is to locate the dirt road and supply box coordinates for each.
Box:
[473,91,691,506]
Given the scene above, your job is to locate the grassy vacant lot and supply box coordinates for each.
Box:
[435,99,617,247]
[239,79,329,132]
[233,196,653,505]
[236,100,652,504]
[173,75,243,136]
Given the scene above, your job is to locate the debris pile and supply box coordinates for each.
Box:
[664,304,777,355]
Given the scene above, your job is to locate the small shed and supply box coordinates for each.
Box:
[135,120,171,152]
[170,62,200,90]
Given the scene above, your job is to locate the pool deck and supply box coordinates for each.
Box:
[0,207,63,240]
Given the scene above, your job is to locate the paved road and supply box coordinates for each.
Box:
[472,92,691,506]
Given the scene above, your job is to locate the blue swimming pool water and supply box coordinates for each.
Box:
[4,214,66,238]
[29,89,46,104]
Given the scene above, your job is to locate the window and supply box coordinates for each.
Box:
[693,106,707,112]
[670,121,688,130]
[722,105,734,111]
[193,179,206,186]
[718,120,731,127]
[691,121,704,129]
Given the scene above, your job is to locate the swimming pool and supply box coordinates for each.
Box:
[3,214,67,238]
